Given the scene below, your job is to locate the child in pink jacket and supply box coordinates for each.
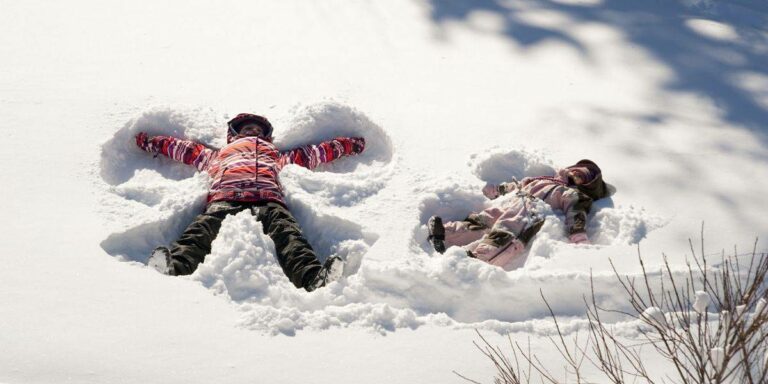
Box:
[427,159,613,267]
[135,113,365,291]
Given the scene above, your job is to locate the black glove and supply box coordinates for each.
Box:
[135,132,152,152]
[351,137,366,155]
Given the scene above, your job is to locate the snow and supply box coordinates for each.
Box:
[641,306,668,327]
[710,347,726,368]
[1,0,767,383]
[685,19,740,42]
[693,290,710,313]
[757,298,768,317]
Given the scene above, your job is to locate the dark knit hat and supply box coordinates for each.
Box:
[568,159,615,200]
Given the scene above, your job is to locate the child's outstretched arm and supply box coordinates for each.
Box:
[482,181,518,200]
[135,132,217,171]
[278,136,365,170]
[561,189,593,244]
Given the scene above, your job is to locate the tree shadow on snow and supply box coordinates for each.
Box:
[422,0,768,141]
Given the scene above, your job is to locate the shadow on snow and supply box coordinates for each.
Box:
[423,0,768,138]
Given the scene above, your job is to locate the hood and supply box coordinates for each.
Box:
[567,159,614,200]
[226,113,274,143]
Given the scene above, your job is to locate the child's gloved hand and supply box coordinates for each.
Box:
[569,232,590,244]
[482,183,501,200]
[350,137,366,155]
[135,132,152,152]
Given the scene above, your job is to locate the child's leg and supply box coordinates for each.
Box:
[444,206,504,247]
[443,220,486,247]
[255,202,322,289]
[466,197,544,267]
[169,201,246,275]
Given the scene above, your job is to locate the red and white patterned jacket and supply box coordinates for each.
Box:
[139,134,364,206]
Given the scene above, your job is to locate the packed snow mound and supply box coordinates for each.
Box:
[99,106,666,335]
[469,148,556,185]
[276,103,394,168]
[100,108,226,186]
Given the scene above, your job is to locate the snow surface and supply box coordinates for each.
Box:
[1,0,767,383]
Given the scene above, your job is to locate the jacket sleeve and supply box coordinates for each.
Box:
[143,135,216,171]
[497,181,517,196]
[560,189,593,235]
[278,137,361,170]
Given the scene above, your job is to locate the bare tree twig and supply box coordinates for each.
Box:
[460,232,767,384]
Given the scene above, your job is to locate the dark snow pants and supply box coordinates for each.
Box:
[168,201,322,289]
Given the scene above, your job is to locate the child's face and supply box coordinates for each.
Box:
[237,123,265,138]
[567,166,591,185]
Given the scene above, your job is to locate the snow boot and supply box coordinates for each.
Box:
[427,216,446,254]
[305,256,344,292]
[148,246,173,275]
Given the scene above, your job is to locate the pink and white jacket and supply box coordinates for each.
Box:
[138,133,365,206]
[489,168,594,237]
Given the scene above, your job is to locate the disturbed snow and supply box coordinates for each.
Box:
[99,102,664,335]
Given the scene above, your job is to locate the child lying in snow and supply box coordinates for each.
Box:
[427,159,614,267]
[134,113,365,292]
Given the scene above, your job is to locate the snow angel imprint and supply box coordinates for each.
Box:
[133,113,366,292]
[427,159,615,267]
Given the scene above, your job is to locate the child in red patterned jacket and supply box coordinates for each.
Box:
[135,113,366,292]
[427,160,613,268]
